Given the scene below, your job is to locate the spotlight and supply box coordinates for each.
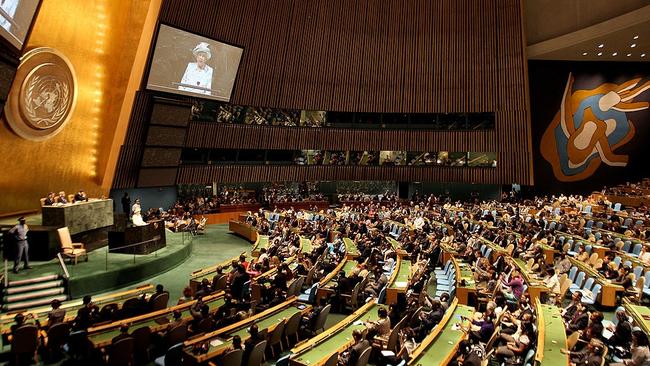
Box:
[598,44,604,48]
[612,52,617,56]
[631,44,637,48]
[582,52,588,56]
[597,52,602,56]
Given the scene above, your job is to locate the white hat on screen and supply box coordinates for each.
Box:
[193,42,212,59]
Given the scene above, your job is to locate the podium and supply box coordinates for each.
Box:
[42,199,114,235]
[108,220,166,254]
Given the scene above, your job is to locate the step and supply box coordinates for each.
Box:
[7,274,59,287]
[4,287,66,303]
[4,280,64,295]
[3,295,68,312]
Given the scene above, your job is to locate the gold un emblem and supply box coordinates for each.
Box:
[4,47,77,141]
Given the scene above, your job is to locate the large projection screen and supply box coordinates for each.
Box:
[147,24,243,102]
[0,0,40,50]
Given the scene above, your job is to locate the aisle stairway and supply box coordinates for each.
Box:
[1,274,68,312]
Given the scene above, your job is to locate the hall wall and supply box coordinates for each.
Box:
[0,0,156,215]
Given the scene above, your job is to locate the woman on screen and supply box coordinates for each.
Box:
[179,42,213,95]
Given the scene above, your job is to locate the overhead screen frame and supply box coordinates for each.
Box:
[0,0,42,54]
[144,22,245,103]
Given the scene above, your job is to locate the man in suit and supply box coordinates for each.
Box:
[43,192,56,206]
[242,324,265,365]
[147,284,169,310]
[562,338,604,366]
[339,329,370,366]
[9,217,30,273]
[73,190,88,203]
[111,324,131,344]
[566,302,589,334]
[57,191,68,204]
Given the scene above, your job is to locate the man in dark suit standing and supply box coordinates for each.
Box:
[9,217,30,273]
[121,192,131,215]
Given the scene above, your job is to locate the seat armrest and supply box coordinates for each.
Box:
[72,243,85,248]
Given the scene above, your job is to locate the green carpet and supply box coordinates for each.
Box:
[129,224,251,301]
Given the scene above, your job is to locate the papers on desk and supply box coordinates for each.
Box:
[381,350,396,357]
[210,339,224,347]
[394,281,408,288]
[602,329,613,340]
[353,320,364,326]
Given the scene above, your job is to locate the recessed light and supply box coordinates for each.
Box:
[633,35,639,40]
[627,53,632,57]
[642,54,646,58]
[612,52,618,56]
[631,44,637,48]
[597,52,602,56]
[582,52,588,56]
[598,44,604,48]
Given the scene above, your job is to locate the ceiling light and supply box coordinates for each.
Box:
[582,52,588,56]
[627,53,632,57]
[642,54,646,58]
[612,52,618,56]
[633,35,639,40]
[631,44,637,48]
[597,52,602,56]
[598,44,604,48]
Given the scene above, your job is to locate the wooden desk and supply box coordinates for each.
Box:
[408,299,472,365]
[290,301,380,366]
[386,257,410,305]
[535,299,569,366]
[87,291,225,349]
[624,298,650,334]
[228,220,258,242]
[452,257,476,306]
[182,298,309,364]
[0,284,153,338]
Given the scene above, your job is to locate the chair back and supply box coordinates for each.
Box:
[323,352,338,366]
[522,349,536,366]
[314,304,331,333]
[305,264,317,286]
[246,340,267,366]
[163,343,184,366]
[562,243,571,253]
[108,337,134,366]
[221,348,243,366]
[593,258,603,270]
[151,292,170,311]
[567,330,581,349]
[386,321,401,352]
[213,274,228,292]
[574,272,585,287]
[11,324,38,354]
[633,266,643,282]
[165,324,187,348]
[633,244,643,256]
[590,284,602,298]
[47,322,71,349]
[283,311,302,340]
[582,278,595,292]
[588,253,598,266]
[132,326,152,364]
[268,319,286,346]
[57,227,73,251]
[354,346,372,366]
[568,267,577,282]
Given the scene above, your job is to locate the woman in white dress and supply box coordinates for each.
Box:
[131,199,147,226]
[179,42,213,96]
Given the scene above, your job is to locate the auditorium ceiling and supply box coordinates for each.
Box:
[524,1,649,62]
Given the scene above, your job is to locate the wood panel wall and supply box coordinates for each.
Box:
[113,0,533,188]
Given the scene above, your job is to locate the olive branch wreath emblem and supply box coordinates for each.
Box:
[24,75,70,128]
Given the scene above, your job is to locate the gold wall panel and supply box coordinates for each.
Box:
[0,0,156,215]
